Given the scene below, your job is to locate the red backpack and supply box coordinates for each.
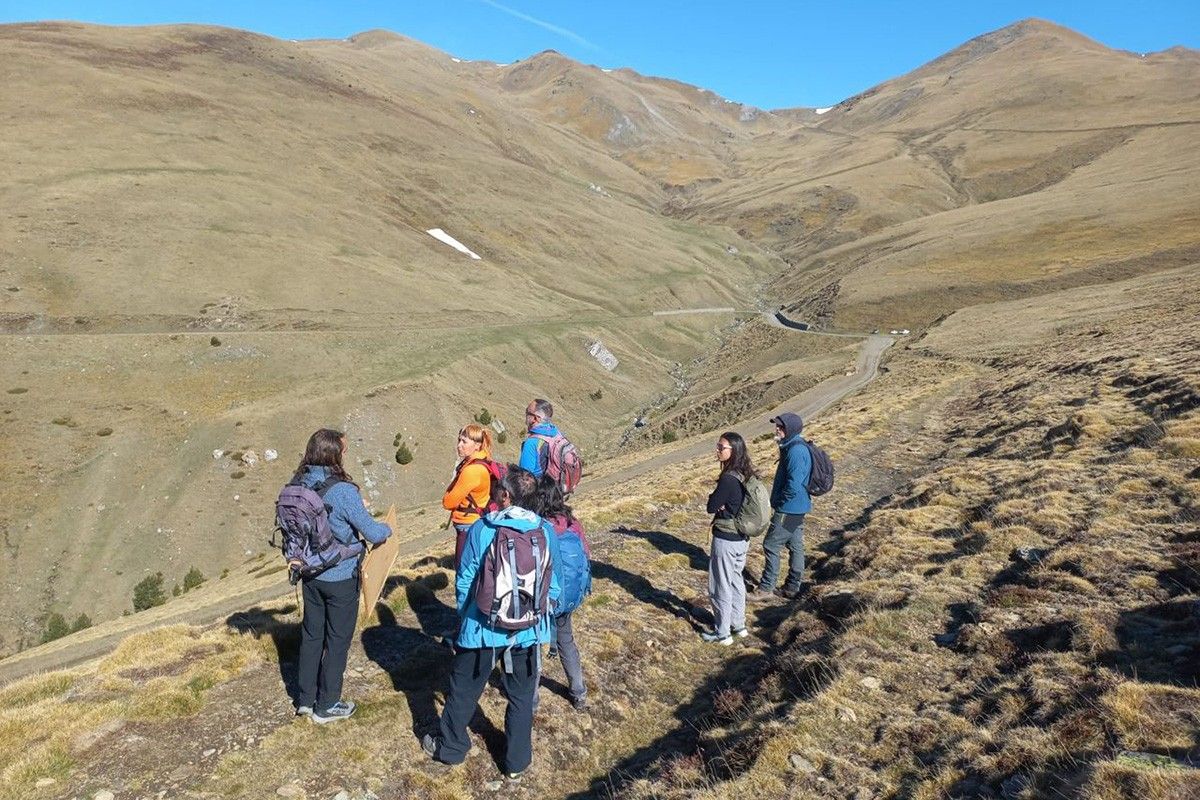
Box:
[534,432,583,495]
[452,457,507,516]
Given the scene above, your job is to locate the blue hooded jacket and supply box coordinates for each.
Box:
[298,465,392,582]
[455,505,562,649]
[519,422,560,478]
[770,413,812,515]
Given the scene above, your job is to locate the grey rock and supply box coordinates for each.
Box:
[202,748,216,757]
[35,778,57,788]
[789,753,816,773]
[94,792,116,800]
[837,706,858,722]
[859,677,882,690]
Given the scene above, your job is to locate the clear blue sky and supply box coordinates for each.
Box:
[2,1,1197,108]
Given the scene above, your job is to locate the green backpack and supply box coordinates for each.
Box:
[734,473,772,537]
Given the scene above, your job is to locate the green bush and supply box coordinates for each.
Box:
[71,613,92,632]
[474,407,492,425]
[210,336,221,347]
[133,573,167,612]
[497,431,508,445]
[662,430,678,444]
[590,388,603,400]
[183,566,205,592]
[41,612,71,643]
[395,443,414,465]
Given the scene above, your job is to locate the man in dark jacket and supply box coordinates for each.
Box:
[749,412,812,600]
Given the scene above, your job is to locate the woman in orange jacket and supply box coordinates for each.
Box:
[442,423,496,567]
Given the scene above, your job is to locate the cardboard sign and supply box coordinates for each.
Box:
[358,505,399,623]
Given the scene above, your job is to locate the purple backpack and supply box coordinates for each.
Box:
[475,524,553,631]
[275,477,362,583]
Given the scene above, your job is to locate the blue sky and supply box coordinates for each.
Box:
[2,1,1197,108]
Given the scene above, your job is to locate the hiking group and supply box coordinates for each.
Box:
[275,398,830,779]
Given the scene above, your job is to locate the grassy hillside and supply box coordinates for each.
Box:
[2,263,1194,798]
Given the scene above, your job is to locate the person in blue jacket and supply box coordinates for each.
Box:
[749,412,812,601]
[423,466,561,779]
[519,398,560,478]
[293,429,391,723]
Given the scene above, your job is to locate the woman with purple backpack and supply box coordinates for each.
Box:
[535,475,590,711]
[288,429,391,723]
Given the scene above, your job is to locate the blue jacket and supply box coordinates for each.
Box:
[519,422,560,477]
[455,506,561,649]
[770,434,812,514]
[298,465,391,582]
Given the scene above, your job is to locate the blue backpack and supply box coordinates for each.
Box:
[552,518,592,617]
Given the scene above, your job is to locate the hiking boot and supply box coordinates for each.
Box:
[699,629,734,646]
[422,733,441,760]
[746,587,773,603]
[505,769,525,781]
[730,627,750,639]
[547,645,560,659]
[571,695,589,712]
[775,585,803,600]
[311,700,356,724]
[295,705,313,717]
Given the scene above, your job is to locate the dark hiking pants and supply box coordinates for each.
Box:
[758,511,806,592]
[296,575,359,713]
[436,645,539,774]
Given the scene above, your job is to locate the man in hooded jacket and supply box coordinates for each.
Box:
[749,412,812,600]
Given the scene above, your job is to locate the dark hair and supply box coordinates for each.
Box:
[293,428,356,486]
[532,398,554,420]
[718,431,758,480]
[498,465,538,509]
[535,474,575,524]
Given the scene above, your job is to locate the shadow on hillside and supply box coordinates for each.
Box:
[613,525,708,570]
[361,604,508,771]
[226,604,301,704]
[591,559,706,630]
[1101,600,1200,685]
[563,601,838,799]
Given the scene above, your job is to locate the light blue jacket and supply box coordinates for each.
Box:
[455,506,562,649]
[770,434,813,515]
[519,422,560,477]
[298,465,391,582]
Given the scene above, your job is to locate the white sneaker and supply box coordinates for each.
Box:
[295,705,313,717]
[730,628,750,639]
[699,629,734,646]
[311,700,356,724]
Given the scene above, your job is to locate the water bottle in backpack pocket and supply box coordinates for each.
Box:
[275,477,363,584]
[474,525,554,630]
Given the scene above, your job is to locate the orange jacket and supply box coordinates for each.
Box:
[442,450,493,526]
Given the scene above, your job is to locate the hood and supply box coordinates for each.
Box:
[483,505,544,532]
[770,412,804,441]
[529,422,559,437]
[300,464,331,486]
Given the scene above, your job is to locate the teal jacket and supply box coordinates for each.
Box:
[770,434,813,514]
[455,506,562,649]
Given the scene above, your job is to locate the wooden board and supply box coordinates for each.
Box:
[358,505,399,624]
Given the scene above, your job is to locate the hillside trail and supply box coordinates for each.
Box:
[0,329,891,688]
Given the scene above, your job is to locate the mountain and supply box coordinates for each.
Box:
[0,18,1196,656]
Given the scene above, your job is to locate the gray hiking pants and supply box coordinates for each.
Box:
[534,612,586,709]
[709,535,749,637]
[759,511,805,592]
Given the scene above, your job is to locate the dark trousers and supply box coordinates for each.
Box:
[454,523,473,569]
[296,575,359,713]
[436,645,538,773]
[759,511,806,591]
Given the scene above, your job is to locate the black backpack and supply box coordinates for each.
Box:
[804,440,835,496]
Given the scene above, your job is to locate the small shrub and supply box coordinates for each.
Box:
[7,387,28,394]
[71,613,92,632]
[41,612,71,643]
[210,336,221,347]
[52,415,78,427]
[475,407,492,425]
[395,443,414,465]
[662,430,678,444]
[95,427,114,437]
[230,470,245,479]
[361,458,374,466]
[183,566,205,592]
[220,568,230,579]
[590,388,603,400]
[172,584,181,597]
[133,573,167,612]
[497,431,508,445]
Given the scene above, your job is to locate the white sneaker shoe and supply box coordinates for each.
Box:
[699,629,734,646]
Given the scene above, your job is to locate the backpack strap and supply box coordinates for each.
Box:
[314,475,344,498]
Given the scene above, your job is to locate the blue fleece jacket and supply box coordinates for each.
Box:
[299,465,392,582]
[519,422,560,477]
[770,434,813,514]
[455,506,561,649]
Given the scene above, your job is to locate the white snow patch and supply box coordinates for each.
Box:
[815,107,833,115]
[451,57,462,63]
[426,228,482,260]
[601,68,612,73]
